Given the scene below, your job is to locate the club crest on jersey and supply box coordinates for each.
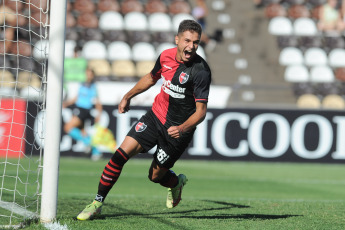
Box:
[179,72,189,84]
[135,122,147,132]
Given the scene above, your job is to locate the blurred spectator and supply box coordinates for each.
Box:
[64,46,88,83]
[192,0,216,53]
[341,0,345,27]
[317,0,345,33]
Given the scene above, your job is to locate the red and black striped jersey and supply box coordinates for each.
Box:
[151,47,212,127]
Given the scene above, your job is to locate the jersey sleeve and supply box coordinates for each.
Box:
[193,69,211,103]
[150,54,162,80]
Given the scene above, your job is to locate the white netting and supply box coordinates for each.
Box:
[0,0,49,227]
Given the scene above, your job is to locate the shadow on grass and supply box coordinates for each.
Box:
[97,199,300,228]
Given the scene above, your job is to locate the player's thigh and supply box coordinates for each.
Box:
[154,130,195,169]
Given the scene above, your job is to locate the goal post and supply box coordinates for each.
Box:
[40,0,67,223]
[0,0,67,227]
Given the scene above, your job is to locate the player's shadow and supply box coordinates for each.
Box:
[100,199,300,225]
[172,200,300,220]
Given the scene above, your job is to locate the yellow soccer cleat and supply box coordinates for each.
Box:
[77,200,103,220]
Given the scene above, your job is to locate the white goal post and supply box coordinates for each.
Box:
[40,0,67,224]
[0,0,67,227]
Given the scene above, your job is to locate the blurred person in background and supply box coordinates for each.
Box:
[317,0,345,33]
[63,68,103,161]
[192,0,216,52]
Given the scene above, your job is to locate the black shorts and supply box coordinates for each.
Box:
[127,110,195,169]
[72,107,93,125]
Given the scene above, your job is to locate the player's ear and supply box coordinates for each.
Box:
[175,35,179,45]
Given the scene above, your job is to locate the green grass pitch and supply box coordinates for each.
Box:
[11,157,345,229]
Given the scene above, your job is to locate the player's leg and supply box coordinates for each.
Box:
[77,136,143,220]
[149,147,188,209]
[64,114,92,146]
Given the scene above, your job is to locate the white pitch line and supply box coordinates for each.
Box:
[0,201,38,218]
[44,222,69,230]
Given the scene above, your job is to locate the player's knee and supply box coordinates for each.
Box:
[148,174,161,183]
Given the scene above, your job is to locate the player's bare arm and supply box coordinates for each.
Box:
[168,102,207,138]
[118,73,159,113]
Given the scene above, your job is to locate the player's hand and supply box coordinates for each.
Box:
[118,97,130,113]
[167,126,183,139]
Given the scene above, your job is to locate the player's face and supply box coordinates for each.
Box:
[86,69,94,83]
[175,30,200,62]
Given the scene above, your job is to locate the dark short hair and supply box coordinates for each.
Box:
[177,19,202,37]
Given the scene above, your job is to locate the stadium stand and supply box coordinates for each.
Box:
[4,0,345,108]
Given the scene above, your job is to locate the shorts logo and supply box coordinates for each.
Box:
[135,122,147,132]
[179,72,189,84]
[157,148,169,164]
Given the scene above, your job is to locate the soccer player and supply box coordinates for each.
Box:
[63,68,103,160]
[77,19,212,220]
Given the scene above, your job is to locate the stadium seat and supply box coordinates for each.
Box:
[33,39,49,61]
[322,94,345,109]
[145,0,167,14]
[169,0,191,15]
[20,85,42,100]
[310,4,322,20]
[148,13,172,32]
[99,11,124,30]
[156,42,175,56]
[328,49,345,68]
[66,11,76,28]
[76,12,99,27]
[121,0,144,15]
[65,40,77,58]
[73,0,95,13]
[197,46,207,60]
[296,93,321,108]
[264,3,287,18]
[335,68,345,81]
[136,60,155,77]
[293,17,318,36]
[82,41,107,60]
[107,41,132,60]
[10,40,32,57]
[172,13,194,32]
[17,71,41,89]
[211,0,226,11]
[111,60,136,79]
[279,47,304,66]
[284,65,309,82]
[310,65,334,83]
[124,12,148,31]
[287,4,310,19]
[0,70,15,88]
[97,0,120,13]
[88,59,111,78]
[25,0,48,13]
[268,17,293,36]
[304,48,327,67]
[132,42,156,61]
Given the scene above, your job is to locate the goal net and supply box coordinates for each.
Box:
[0,0,51,228]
